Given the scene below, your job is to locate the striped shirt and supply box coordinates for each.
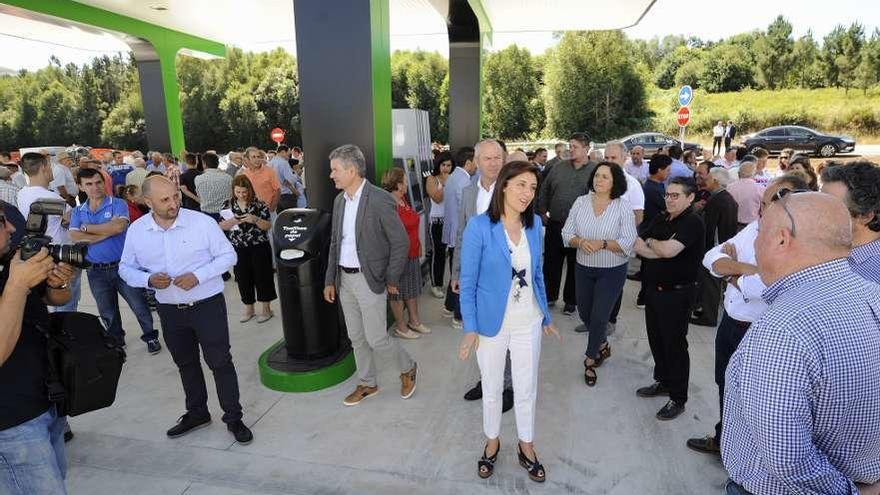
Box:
[850,238,880,284]
[722,259,880,495]
[195,169,233,214]
[561,193,637,268]
[0,180,19,206]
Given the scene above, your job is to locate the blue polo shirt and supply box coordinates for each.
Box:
[69,196,130,264]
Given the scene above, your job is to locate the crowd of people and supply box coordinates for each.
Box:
[1,129,879,494]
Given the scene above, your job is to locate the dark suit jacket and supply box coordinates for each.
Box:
[325,180,408,294]
[703,189,738,252]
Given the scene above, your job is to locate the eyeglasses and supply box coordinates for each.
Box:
[770,188,809,237]
[0,214,5,227]
[664,192,683,200]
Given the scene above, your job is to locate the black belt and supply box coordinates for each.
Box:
[160,292,223,310]
[339,266,360,274]
[90,261,119,269]
[652,282,696,292]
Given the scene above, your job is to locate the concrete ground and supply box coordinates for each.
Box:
[65,274,728,494]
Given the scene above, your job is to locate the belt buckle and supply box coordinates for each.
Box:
[175,301,194,310]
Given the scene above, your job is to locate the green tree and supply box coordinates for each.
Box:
[791,32,824,88]
[34,80,78,145]
[219,84,265,147]
[699,43,755,92]
[100,90,146,150]
[482,46,544,140]
[855,29,880,93]
[544,31,650,140]
[391,50,449,142]
[754,16,794,89]
[653,45,692,89]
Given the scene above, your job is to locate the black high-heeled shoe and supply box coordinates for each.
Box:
[518,444,545,482]
[478,441,500,479]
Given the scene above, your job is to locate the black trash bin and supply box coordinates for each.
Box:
[272,208,349,365]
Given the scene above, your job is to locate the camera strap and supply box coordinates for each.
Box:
[36,322,68,405]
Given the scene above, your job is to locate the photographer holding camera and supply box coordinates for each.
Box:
[16,152,81,312]
[0,200,76,494]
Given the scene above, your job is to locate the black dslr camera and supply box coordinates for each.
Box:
[19,199,90,268]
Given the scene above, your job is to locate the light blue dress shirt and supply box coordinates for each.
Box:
[119,208,237,304]
[269,156,298,195]
[442,166,472,247]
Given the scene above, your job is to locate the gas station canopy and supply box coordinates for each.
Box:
[1,0,656,56]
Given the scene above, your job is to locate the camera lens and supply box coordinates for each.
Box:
[48,242,91,269]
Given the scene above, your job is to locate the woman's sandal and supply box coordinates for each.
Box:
[518,444,546,483]
[583,361,598,387]
[599,343,612,362]
[478,441,500,479]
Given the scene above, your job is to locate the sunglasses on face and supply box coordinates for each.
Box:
[664,192,683,200]
[770,188,809,237]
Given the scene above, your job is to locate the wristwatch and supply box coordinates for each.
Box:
[80,224,87,233]
[602,240,608,250]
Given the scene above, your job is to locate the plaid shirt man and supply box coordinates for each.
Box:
[850,238,880,284]
[722,259,880,494]
[194,169,233,215]
[0,179,19,206]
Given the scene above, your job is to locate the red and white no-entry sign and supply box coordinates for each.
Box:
[677,107,690,127]
[270,127,286,144]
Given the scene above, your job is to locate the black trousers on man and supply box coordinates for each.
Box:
[444,247,462,319]
[157,293,243,424]
[694,266,724,325]
[644,284,695,405]
[712,137,723,156]
[543,221,576,306]
[713,312,750,444]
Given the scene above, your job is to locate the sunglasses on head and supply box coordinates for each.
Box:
[770,188,809,236]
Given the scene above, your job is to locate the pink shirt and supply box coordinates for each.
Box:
[726,178,764,225]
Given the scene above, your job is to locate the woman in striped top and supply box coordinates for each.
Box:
[562,161,638,387]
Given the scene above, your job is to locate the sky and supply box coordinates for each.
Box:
[1,0,879,72]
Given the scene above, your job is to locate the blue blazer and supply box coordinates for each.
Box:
[459,213,552,337]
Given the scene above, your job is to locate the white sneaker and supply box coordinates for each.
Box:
[451,318,463,329]
[394,328,421,339]
[441,308,454,318]
[430,287,445,299]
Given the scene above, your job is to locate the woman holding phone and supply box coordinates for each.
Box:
[458,160,559,483]
[219,175,276,323]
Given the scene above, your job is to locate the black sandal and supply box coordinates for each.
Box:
[478,441,500,479]
[583,361,598,387]
[518,444,546,482]
[599,343,612,362]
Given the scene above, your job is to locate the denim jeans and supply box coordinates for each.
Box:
[0,408,67,495]
[87,264,158,343]
[575,263,628,359]
[48,269,81,313]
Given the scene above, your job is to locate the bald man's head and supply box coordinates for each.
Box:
[142,176,180,222]
[755,192,852,285]
[506,150,528,164]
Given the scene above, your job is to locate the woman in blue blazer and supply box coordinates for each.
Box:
[458,160,559,483]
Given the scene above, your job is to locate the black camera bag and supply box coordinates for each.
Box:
[39,311,126,417]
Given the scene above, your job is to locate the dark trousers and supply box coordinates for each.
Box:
[444,247,462,319]
[157,293,242,423]
[724,137,732,151]
[695,266,723,325]
[430,220,447,289]
[713,137,723,156]
[233,243,277,304]
[87,264,158,343]
[277,193,297,212]
[543,221,576,306]
[714,313,750,443]
[576,264,627,359]
[644,284,694,404]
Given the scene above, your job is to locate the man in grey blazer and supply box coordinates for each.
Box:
[449,139,514,410]
[323,144,418,406]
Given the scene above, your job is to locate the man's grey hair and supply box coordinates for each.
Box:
[604,141,626,156]
[244,146,265,160]
[738,161,756,179]
[329,144,366,177]
[710,167,733,187]
[133,158,147,168]
[130,150,144,159]
[474,139,502,161]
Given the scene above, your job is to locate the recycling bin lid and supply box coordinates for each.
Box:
[273,208,331,255]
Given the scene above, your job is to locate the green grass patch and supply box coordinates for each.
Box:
[649,86,880,142]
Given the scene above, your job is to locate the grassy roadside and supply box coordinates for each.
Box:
[648,86,880,144]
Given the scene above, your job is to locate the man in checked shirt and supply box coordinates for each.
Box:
[722,192,880,495]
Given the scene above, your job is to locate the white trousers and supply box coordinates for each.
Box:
[476,318,542,442]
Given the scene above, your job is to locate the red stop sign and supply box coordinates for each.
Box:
[270,127,286,144]
[677,107,690,127]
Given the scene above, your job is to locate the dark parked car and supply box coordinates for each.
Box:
[616,132,703,157]
[740,126,855,157]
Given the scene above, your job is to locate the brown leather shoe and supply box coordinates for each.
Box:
[400,363,418,399]
[343,385,378,406]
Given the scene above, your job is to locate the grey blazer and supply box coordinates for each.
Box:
[324,180,409,294]
[451,182,480,279]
